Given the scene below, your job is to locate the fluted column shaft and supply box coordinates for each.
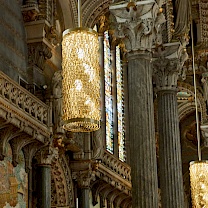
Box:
[157,89,184,208]
[153,54,187,207]
[128,53,158,208]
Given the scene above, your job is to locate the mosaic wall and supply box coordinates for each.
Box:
[0,144,28,208]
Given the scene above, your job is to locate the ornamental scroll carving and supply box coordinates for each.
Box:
[109,1,166,52]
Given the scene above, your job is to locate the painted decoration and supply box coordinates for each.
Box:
[0,144,28,208]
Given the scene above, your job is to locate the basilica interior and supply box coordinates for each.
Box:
[0,0,208,208]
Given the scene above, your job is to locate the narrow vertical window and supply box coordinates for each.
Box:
[116,46,125,161]
[104,31,114,153]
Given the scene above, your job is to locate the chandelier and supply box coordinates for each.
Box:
[189,1,208,206]
[190,161,208,207]
[62,0,100,132]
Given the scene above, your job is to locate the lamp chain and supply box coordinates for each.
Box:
[190,8,201,161]
[78,0,82,27]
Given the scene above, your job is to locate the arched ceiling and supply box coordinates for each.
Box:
[61,0,111,29]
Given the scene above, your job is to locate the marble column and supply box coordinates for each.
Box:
[71,165,94,208]
[36,164,51,208]
[109,1,166,207]
[80,188,90,208]
[127,52,158,207]
[35,145,58,208]
[153,53,187,208]
[28,169,33,208]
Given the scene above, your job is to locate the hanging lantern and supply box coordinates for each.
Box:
[62,27,100,132]
[190,161,208,207]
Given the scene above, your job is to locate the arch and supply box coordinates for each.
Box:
[82,0,110,28]
[178,82,207,124]
[57,0,76,29]
[51,155,74,207]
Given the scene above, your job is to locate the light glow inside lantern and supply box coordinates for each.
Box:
[190,161,208,207]
[62,28,100,132]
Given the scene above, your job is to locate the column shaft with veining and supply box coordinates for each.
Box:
[109,1,166,206]
[153,48,188,207]
[128,52,158,207]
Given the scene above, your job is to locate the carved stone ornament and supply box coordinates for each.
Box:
[28,42,52,70]
[71,161,96,188]
[109,0,166,52]
[52,70,64,134]
[153,42,188,91]
[22,5,39,22]
[72,169,95,188]
[35,144,59,165]
[92,128,104,160]
[97,15,109,35]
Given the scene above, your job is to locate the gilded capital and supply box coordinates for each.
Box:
[109,0,166,52]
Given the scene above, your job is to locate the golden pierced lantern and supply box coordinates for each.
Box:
[190,161,208,207]
[62,0,100,132]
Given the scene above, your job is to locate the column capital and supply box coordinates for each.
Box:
[109,1,166,52]
[71,161,98,188]
[35,144,59,165]
[153,42,188,91]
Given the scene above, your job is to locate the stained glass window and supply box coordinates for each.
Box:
[104,31,114,153]
[116,46,126,161]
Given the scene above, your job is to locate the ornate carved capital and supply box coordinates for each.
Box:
[153,42,188,91]
[22,6,39,22]
[73,169,95,188]
[153,57,179,91]
[35,144,58,165]
[71,161,97,188]
[109,1,166,52]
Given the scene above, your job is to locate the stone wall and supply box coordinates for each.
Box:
[0,0,27,82]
